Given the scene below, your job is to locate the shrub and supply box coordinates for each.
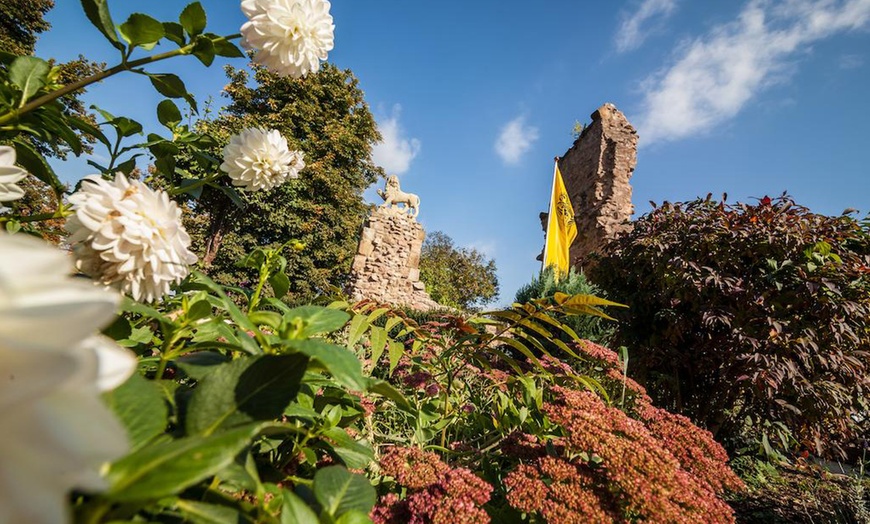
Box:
[591,195,870,459]
[364,300,743,523]
[515,266,616,344]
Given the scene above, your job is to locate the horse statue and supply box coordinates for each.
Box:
[376,175,420,218]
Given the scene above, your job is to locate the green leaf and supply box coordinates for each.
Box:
[208,34,245,58]
[103,372,168,451]
[335,510,374,524]
[157,99,182,128]
[11,138,62,192]
[119,13,165,49]
[5,220,21,234]
[186,354,309,436]
[281,490,319,524]
[106,424,259,502]
[187,299,213,322]
[284,306,350,338]
[187,272,260,354]
[313,466,376,518]
[111,116,143,138]
[347,314,368,347]
[192,36,215,67]
[175,351,231,381]
[388,340,404,375]
[284,340,365,391]
[9,56,50,102]
[553,292,627,309]
[368,326,386,366]
[219,185,245,210]
[269,271,290,300]
[80,0,124,50]
[68,115,111,150]
[150,72,186,96]
[366,379,412,411]
[180,2,207,37]
[321,428,374,469]
[175,499,257,524]
[163,22,186,46]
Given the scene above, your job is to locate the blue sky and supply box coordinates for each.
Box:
[38,0,870,305]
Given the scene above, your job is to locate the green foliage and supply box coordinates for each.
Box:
[1,2,754,522]
[0,0,53,56]
[361,303,743,523]
[418,230,499,310]
[728,457,870,523]
[591,195,870,460]
[515,265,616,344]
[182,63,382,300]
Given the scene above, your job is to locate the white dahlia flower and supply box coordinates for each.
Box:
[220,128,305,191]
[0,145,27,202]
[240,0,335,78]
[66,173,198,303]
[0,234,136,524]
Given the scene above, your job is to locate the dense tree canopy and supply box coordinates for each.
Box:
[0,0,53,55]
[419,231,499,310]
[183,64,382,299]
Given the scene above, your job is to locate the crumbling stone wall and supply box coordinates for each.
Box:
[557,103,638,269]
[346,206,439,311]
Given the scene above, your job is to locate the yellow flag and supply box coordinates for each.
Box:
[543,161,577,278]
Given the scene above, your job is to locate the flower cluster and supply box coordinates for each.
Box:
[373,447,492,524]
[0,145,27,203]
[220,128,305,191]
[0,235,136,524]
[503,387,739,523]
[240,0,334,78]
[66,173,197,302]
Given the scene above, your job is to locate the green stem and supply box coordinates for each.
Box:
[0,34,241,126]
[248,269,270,314]
[0,206,70,224]
[168,171,224,195]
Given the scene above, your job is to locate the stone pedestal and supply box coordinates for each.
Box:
[346,206,439,311]
[555,103,638,270]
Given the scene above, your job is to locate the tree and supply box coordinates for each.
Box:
[0,0,53,56]
[1,0,102,243]
[183,63,382,300]
[514,266,615,344]
[590,195,870,460]
[419,231,499,310]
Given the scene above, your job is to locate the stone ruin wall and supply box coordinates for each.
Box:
[556,103,638,270]
[346,206,439,311]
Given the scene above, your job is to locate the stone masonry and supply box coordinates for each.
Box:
[553,103,638,270]
[346,206,439,311]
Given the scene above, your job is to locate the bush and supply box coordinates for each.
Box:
[514,266,616,344]
[364,302,744,523]
[590,195,870,460]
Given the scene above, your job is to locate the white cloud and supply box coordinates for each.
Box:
[636,0,870,145]
[465,240,497,259]
[495,116,539,165]
[371,105,421,175]
[839,53,864,69]
[615,0,679,53]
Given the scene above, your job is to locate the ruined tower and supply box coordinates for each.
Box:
[555,103,638,269]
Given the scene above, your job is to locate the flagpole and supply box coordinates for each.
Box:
[541,157,559,273]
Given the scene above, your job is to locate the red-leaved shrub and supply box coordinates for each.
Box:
[591,196,870,459]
